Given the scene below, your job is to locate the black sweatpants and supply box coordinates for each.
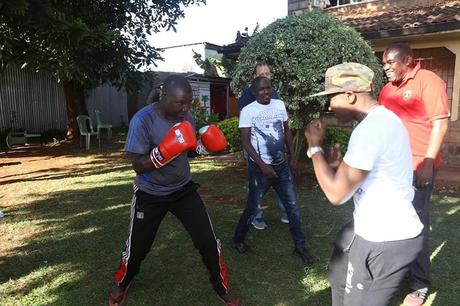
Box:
[328,221,423,306]
[113,181,230,295]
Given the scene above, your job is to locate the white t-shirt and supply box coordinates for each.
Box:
[343,106,423,242]
[239,99,288,165]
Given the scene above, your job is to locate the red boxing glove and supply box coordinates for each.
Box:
[196,124,228,154]
[150,121,197,168]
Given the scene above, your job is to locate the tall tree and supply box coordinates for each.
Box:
[0,0,205,139]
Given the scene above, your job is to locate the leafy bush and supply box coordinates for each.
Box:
[216,117,241,152]
[191,98,218,130]
[231,11,383,130]
[324,127,351,153]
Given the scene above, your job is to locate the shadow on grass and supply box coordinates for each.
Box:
[0,130,127,159]
[387,195,460,306]
[0,149,131,185]
[422,195,460,306]
[1,159,459,306]
[0,162,131,185]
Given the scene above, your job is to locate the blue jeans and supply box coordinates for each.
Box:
[242,150,287,220]
[233,159,305,249]
[255,193,286,221]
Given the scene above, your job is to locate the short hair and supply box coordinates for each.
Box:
[251,76,271,89]
[162,75,192,95]
[253,60,272,74]
[384,42,414,59]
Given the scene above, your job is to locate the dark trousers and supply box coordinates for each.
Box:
[409,171,436,290]
[329,221,423,306]
[113,181,230,295]
[233,160,305,249]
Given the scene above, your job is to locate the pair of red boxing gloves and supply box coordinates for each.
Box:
[150,121,228,168]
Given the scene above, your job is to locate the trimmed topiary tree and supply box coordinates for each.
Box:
[231,10,383,158]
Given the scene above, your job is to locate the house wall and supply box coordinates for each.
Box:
[155,43,223,75]
[373,37,460,164]
[227,95,239,118]
[188,77,232,119]
[288,0,309,14]
[287,0,460,165]
[190,80,211,114]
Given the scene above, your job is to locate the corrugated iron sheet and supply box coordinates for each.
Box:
[0,65,67,133]
[0,65,130,134]
[86,84,129,127]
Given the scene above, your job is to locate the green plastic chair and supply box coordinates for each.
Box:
[95,110,112,139]
[76,115,100,150]
[5,130,42,149]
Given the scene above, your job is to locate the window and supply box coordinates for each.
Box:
[314,0,374,8]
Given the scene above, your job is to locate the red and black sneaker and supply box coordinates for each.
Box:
[219,292,242,306]
[108,282,132,306]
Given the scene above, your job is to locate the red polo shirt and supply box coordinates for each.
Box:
[378,63,450,170]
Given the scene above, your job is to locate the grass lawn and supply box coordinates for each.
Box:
[0,137,459,305]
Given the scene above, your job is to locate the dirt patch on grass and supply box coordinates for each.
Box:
[1,143,459,207]
[204,194,247,206]
[434,183,460,197]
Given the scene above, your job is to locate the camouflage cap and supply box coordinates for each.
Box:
[309,62,374,97]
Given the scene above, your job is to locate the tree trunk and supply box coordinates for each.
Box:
[63,80,87,140]
[292,130,306,174]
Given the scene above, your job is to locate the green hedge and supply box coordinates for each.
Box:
[216,117,241,152]
[324,127,351,153]
[231,11,383,131]
[214,118,350,155]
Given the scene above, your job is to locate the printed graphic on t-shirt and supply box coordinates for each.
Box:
[251,109,285,164]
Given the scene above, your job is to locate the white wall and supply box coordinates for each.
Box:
[154,43,222,74]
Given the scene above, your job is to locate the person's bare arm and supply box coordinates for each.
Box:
[128,153,155,174]
[327,143,343,170]
[310,152,368,205]
[416,117,448,187]
[305,120,368,205]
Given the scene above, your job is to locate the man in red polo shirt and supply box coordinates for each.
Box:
[379,43,450,306]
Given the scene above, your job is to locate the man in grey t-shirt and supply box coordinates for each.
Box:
[108,75,240,306]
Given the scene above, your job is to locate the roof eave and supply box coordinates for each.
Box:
[358,21,460,41]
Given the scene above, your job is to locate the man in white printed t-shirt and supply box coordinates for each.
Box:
[304,63,423,306]
[232,76,315,265]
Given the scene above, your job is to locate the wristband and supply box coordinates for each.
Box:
[307,146,323,158]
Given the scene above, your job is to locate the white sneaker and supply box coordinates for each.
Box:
[251,219,267,230]
[280,214,289,224]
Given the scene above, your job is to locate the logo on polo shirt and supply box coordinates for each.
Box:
[403,90,412,100]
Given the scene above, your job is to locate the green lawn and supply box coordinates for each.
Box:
[0,142,459,305]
